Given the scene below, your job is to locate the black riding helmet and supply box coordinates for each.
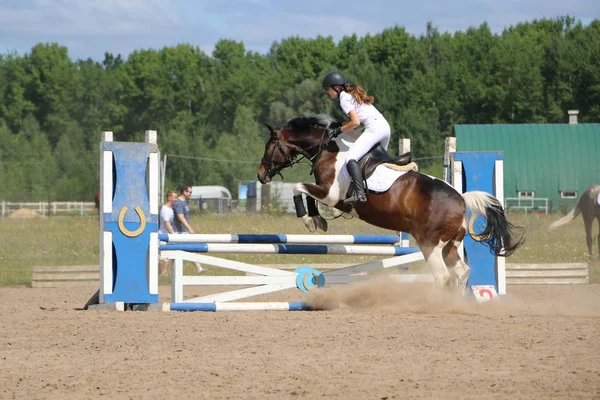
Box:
[322,71,348,89]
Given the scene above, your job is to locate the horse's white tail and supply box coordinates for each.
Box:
[549,206,580,230]
[462,191,498,216]
[461,191,524,257]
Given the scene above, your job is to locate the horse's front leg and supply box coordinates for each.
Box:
[306,197,328,232]
[293,183,330,232]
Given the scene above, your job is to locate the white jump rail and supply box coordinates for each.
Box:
[159,235,430,305]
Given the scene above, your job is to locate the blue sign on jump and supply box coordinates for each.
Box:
[453,151,503,292]
[102,141,159,304]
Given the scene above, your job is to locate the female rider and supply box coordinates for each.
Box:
[322,71,391,204]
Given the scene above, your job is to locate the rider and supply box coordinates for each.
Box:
[322,71,391,204]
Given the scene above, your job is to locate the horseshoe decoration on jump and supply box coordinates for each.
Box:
[467,214,489,242]
[117,206,146,237]
[295,266,325,292]
[303,272,321,292]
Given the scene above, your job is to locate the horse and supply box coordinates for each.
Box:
[257,115,524,294]
[550,185,600,259]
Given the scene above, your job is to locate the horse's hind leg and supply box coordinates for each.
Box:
[443,240,470,296]
[583,217,593,259]
[595,216,600,260]
[421,242,451,290]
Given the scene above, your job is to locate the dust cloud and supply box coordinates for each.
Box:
[306,277,600,317]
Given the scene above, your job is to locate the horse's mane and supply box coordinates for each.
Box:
[284,114,336,132]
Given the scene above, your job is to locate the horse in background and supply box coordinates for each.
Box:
[257,115,524,294]
[550,185,600,259]
[94,189,100,209]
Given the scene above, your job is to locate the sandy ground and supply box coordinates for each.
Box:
[1,281,599,400]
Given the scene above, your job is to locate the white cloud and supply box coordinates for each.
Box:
[0,0,181,36]
[0,0,597,60]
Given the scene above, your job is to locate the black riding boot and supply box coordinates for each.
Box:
[344,160,367,204]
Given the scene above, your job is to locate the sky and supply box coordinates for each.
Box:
[0,0,598,61]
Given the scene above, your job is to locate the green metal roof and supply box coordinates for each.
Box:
[453,124,600,211]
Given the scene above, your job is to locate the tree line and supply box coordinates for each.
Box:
[0,16,598,202]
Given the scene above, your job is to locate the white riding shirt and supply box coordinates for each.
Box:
[339,91,391,162]
[339,91,383,128]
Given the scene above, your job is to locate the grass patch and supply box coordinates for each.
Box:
[0,211,598,286]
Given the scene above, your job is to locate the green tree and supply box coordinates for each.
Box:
[24,43,79,145]
[19,115,59,200]
[0,122,28,200]
[0,53,36,133]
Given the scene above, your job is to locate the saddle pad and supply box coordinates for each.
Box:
[342,165,407,193]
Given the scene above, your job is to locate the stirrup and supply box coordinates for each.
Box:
[343,191,367,205]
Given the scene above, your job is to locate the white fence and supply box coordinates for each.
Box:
[504,197,549,214]
[1,201,97,218]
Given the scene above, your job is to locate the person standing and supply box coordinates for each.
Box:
[173,184,195,234]
[172,184,207,273]
[158,190,178,275]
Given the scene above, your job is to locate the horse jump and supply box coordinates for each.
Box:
[159,233,429,310]
[88,130,513,311]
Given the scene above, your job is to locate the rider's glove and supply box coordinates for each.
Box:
[327,127,342,138]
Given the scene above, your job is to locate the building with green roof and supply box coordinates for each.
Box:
[453,115,600,213]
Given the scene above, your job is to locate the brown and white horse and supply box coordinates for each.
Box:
[257,115,523,293]
[550,184,600,259]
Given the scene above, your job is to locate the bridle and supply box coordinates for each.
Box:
[260,133,295,180]
[261,126,332,179]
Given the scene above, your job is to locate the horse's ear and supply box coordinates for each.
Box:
[264,123,277,137]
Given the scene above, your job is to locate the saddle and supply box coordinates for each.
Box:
[358,145,416,179]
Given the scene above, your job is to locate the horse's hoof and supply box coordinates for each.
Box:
[315,216,328,232]
[302,215,317,232]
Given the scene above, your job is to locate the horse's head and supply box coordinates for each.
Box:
[257,115,336,184]
[257,124,297,184]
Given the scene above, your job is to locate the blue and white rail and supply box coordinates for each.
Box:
[159,233,402,245]
[163,301,318,312]
[159,243,420,256]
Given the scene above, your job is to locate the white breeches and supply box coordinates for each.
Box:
[345,117,391,163]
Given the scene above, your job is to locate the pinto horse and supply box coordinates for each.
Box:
[550,185,600,259]
[257,115,523,293]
